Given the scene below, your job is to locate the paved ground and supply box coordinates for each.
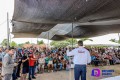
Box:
[34,65,120,80]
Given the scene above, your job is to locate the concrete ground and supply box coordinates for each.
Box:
[34,64,120,80]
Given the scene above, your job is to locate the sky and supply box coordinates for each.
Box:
[0,0,119,45]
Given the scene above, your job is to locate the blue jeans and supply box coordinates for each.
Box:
[58,63,62,70]
[54,64,57,70]
[29,66,35,79]
[74,64,86,80]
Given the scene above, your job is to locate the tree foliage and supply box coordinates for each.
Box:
[109,39,120,44]
[50,38,77,47]
[50,41,69,48]
[79,38,93,42]
[65,38,77,45]
[50,38,93,47]
[10,41,17,47]
[25,41,30,44]
[1,39,7,46]
[18,43,24,48]
[37,40,44,45]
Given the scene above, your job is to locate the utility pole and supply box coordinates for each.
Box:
[9,32,11,45]
[7,12,10,49]
[47,31,49,49]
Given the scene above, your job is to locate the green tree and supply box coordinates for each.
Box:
[79,38,93,42]
[50,38,93,48]
[10,41,17,47]
[18,43,24,48]
[25,41,30,44]
[109,39,120,44]
[50,41,56,46]
[1,39,8,46]
[50,41,69,47]
[37,40,44,45]
[66,38,77,45]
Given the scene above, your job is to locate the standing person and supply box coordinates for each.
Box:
[2,48,9,60]
[67,40,91,80]
[16,51,22,78]
[0,48,4,64]
[2,47,17,80]
[0,48,4,74]
[12,48,21,80]
[21,53,29,80]
[28,53,37,80]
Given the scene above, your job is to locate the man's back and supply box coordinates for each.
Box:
[67,47,91,65]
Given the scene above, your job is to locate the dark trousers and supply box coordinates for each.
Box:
[74,64,86,80]
[109,60,114,65]
[94,60,99,66]
[29,66,35,80]
[12,67,17,80]
[16,62,21,77]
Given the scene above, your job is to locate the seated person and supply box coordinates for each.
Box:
[38,55,45,73]
[58,58,63,70]
[61,57,66,70]
[47,55,53,72]
[91,55,96,65]
[53,56,58,71]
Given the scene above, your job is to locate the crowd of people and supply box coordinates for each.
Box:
[0,47,71,80]
[0,46,120,80]
[89,47,120,66]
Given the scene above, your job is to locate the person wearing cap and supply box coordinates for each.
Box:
[67,40,91,80]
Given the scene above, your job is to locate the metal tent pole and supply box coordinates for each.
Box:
[9,32,11,45]
[69,22,74,80]
[48,31,49,49]
[72,23,73,48]
[7,12,10,49]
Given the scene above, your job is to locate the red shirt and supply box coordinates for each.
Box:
[29,56,36,66]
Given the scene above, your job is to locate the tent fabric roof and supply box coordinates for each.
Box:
[12,0,120,40]
[39,23,120,40]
